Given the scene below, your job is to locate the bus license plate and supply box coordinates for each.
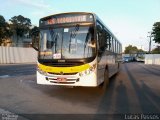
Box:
[57,78,67,82]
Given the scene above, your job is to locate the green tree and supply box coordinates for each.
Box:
[0,15,12,45]
[151,46,160,54]
[124,45,138,54]
[30,26,39,50]
[152,22,160,43]
[30,26,39,36]
[0,15,6,44]
[137,49,146,54]
[9,15,31,44]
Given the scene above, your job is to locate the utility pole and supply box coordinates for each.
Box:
[147,32,153,54]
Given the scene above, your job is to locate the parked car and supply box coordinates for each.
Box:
[123,56,133,63]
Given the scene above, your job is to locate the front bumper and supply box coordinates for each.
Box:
[37,71,97,87]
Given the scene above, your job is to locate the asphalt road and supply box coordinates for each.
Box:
[0,62,160,120]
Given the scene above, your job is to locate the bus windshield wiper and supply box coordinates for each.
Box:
[49,29,59,53]
[49,29,55,47]
[69,24,79,53]
[71,24,79,38]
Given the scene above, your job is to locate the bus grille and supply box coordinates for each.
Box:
[48,78,79,84]
[47,72,78,75]
[50,81,75,84]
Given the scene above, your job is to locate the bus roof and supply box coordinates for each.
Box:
[40,12,94,20]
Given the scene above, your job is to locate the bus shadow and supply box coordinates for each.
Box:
[115,80,129,112]
[124,63,160,113]
[28,70,126,108]
[141,80,160,111]
[93,63,160,119]
[33,83,105,108]
[94,72,130,114]
[141,65,160,76]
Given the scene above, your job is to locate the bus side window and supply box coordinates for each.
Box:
[109,37,113,52]
[96,23,103,51]
[106,33,111,51]
[96,22,106,52]
[103,30,108,51]
[117,41,119,53]
[111,38,113,52]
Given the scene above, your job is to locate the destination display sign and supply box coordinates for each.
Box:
[40,14,94,25]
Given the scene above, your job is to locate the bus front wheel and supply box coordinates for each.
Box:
[99,69,109,92]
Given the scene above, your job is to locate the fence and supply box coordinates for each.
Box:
[0,46,37,64]
[145,54,160,65]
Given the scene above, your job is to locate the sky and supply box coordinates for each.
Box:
[0,0,160,51]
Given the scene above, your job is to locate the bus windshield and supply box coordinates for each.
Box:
[39,25,96,59]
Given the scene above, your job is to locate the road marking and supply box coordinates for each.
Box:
[0,75,10,78]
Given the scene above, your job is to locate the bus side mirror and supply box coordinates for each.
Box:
[31,31,39,51]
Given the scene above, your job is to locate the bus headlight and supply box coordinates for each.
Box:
[79,64,96,77]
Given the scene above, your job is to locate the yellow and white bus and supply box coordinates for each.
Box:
[32,12,122,90]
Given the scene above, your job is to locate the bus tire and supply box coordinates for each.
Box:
[99,69,109,92]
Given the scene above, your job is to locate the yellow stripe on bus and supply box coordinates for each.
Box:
[38,63,90,73]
